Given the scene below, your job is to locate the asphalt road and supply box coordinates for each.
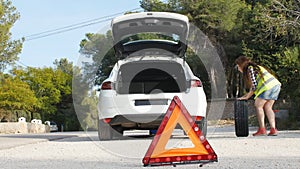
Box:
[0,126,299,169]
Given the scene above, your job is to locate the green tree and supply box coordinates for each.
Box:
[80,31,116,87]
[243,0,300,60]
[273,46,300,126]
[0,58,89,130]
[53,58,83,131]
[0,0,23,71]
[54,58,74,75]
[240,0,300,97]
[72,68,89,131]
[13,67,71,121]
[0,73,38,121]
[81,91,98,130]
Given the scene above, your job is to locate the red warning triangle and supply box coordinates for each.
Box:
[143,96,217,167]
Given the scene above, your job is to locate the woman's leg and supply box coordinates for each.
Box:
[254,98,267,128]
[253,98,267,136]
[264,100,276,129]
[264,100,278,135]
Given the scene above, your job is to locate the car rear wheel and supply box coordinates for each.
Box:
[98,120,113,141]
[196,118,207,137]
[98,120,127,140]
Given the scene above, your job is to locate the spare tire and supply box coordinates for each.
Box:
[234,100,249,137]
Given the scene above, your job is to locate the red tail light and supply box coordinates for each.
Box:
[103,118,112,124]
[101,81,113,90]
[194,116,203,121]
[191,80,202,87]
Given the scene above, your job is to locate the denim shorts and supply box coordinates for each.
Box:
[258,84,281,100]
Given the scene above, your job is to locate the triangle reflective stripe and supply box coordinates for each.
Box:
[142,96,218,167]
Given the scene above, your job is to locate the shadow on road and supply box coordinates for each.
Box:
[0,133,78,141]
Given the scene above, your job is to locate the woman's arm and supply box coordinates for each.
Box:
[237,66,256,100]
[238,90,254,100]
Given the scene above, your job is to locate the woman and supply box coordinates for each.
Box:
[235,56,281,136]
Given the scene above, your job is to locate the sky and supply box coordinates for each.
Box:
[10,0,143,68]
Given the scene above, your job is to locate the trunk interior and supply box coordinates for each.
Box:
[116,61,187,94]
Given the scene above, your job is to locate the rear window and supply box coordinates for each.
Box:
[116,61,187,94]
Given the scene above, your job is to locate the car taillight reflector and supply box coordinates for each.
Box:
[103,118,111,124]
[194,116,203,121]
[101,81,113,90]
[191,80,202,87]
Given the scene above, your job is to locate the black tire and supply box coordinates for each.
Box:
[234,100,249,137]
[202,118,208,137]
[98,119,113,141]
[196,117,207,137]
[112,125,126,140]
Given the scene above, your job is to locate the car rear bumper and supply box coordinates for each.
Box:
[98,88,207,120]
[100,114,206,131]
[106,114,165,129]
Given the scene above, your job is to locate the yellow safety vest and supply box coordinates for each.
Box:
[254,66,281,99]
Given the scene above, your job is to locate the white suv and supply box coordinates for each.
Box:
[97,12,207,140]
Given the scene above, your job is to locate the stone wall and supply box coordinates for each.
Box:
[207,99,287,120]
[0,122,50,134]
[206,99,252,120]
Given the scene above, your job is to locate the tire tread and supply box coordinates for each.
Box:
[234,100,249,137]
